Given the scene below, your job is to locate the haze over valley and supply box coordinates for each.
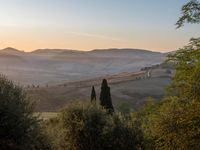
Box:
[0,47,166,86]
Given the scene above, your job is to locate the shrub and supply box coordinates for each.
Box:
[102,114,144,150]
[149,97,200,150]
[139,96,200,150]
[47,102,144,150]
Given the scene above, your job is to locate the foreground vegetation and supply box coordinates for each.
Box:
[46,102,144,150]
[0,75,51,150]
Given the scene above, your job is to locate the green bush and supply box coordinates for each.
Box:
[0,75,51,150]
[47,102,144,150]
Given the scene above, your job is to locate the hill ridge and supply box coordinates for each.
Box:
[0,47,164,54]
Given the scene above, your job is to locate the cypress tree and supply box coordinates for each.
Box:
[100,79,114,112]
[91,86,96,102]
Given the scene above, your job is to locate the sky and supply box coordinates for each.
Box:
[0,0,199,52]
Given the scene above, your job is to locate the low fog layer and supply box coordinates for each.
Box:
[0,47,166,85]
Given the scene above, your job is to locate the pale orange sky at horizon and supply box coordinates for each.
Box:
[0,25,196,53]
[0,38,193,53]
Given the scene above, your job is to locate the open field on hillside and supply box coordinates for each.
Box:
[28,68,172,112]
[34,112,58,120]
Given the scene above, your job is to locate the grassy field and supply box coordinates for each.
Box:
[34,112,58,120]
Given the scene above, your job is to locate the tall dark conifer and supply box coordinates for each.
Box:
[100,79,114,112]
[91,86,96,102]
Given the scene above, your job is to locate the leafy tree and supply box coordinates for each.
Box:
[100,79,114,112]
[146,36,200,149]
[167,38,200,97]
[176,0,200,28]
[0,75,51,150]
[143,23,200,149]
[138,1,200,149]
[169,0,200,98]
[90,86,96,102]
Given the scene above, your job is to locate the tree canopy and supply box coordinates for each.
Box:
[176,0,200,28]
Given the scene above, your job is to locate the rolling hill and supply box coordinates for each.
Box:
[0,47,166,85]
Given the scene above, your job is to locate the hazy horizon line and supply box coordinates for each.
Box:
[0,46,175,53]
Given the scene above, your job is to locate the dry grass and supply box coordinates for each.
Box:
[34,112,58,120]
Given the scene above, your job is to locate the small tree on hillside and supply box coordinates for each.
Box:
[100,79,114,112]
[90,86,96,102]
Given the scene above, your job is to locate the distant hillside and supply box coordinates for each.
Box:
[91,48,161,54]
[0,47,23,53]
[0,47,166,85]
[27,67,172,112]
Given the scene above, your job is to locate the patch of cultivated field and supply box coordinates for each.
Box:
[34,112,58,120]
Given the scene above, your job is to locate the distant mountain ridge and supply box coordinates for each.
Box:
[91,48,161,53]
[0,47,25,55]
[0,47,164,54]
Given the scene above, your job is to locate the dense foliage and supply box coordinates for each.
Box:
[139,38,200,150]
[0,75,51,150]
[167,38,200,96]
